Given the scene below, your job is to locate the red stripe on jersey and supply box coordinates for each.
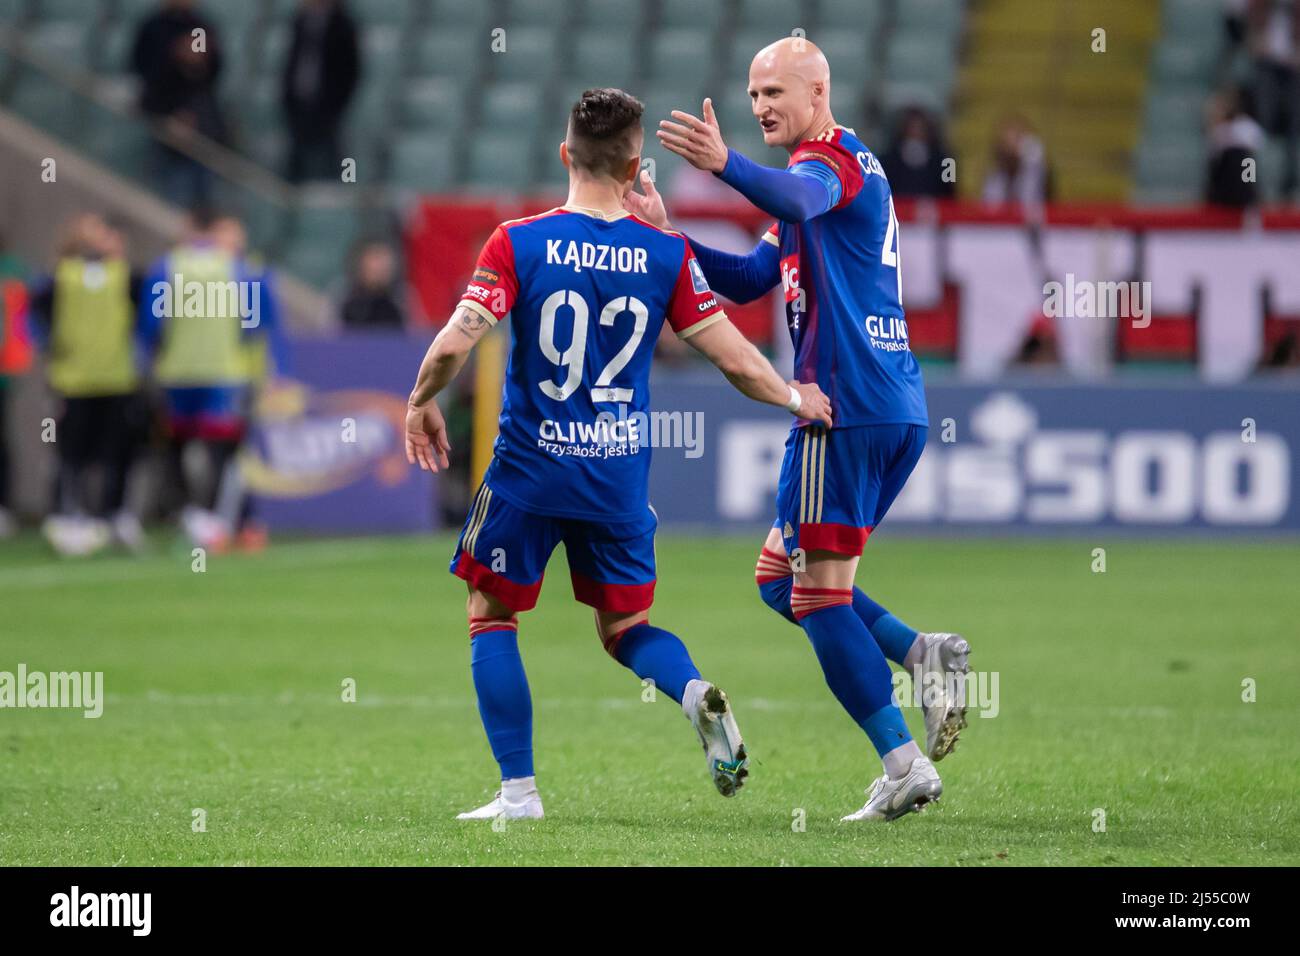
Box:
[458,223,520,323]
[665,238,725,336]
[453,551,544,612]
[790,586,853,621]
[570,571,656,614]
[799,522,873,556]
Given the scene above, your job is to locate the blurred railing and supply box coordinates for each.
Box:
[0,23,367,327]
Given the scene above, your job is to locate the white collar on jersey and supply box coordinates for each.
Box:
[561,203,631,222]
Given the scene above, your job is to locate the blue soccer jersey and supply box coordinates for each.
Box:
[455,205,726,525]
[763,126,928,429]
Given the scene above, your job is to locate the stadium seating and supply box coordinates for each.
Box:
[0,0,1274,290]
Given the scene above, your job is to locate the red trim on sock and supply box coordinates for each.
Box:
[790,586,853,621]
[468,615,518,639]
[600,618,648,657]
[754,546,793,583]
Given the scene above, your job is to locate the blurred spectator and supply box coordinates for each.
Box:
[1260,330,1300,367]
[1012,316,1060,367]
[1247,0,1300,198]
[29,215,147,555]
[130,0,226,206]
[282,0,361,183]
[1205,87,1265,206]
[337,241,408,329]
[1226,0,1251,47]
[880,107,956,199]
[981,116,1052,207]
[139,207,288,551]
[0,234,33,538]
[209,213,288,550]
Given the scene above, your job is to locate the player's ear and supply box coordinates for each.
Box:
[559,141,570,169]
[623,154,641,186]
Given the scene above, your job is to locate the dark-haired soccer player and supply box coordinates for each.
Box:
[406,88,832,820]
[631,38,971,822]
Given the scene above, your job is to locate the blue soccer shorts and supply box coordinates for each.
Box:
[774,423,927,557]
[449,482,658,614]
[163,385,250,442]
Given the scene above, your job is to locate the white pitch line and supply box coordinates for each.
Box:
[79,691,836,713]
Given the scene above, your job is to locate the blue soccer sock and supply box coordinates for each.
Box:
[606,622,701,704]
[793,589,914,758]
[469,620,534,780]
[851,589,920,666]
[757,548,920,667]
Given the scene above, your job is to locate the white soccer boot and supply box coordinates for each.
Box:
[682,679,748,797]
[42,515,111,557]
[841,756,943,822]
[112,512,147,554]
[915,632,970,761]
[455,785,544,821]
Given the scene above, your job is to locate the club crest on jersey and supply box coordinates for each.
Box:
[688,257,709,293]
[546,239,648,274]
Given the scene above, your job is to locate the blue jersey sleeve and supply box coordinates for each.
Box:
[686,233,781,304]
[716,148,837,223]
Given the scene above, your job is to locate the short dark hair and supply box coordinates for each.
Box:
[566,88,644,178]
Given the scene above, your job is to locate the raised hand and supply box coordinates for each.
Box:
[657,97,730,174]
[622,169,671,229]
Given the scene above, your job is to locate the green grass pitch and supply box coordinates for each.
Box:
[1,532,1297,866]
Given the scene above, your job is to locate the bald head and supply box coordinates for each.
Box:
[751,37,830,86]
[747,37,835,151]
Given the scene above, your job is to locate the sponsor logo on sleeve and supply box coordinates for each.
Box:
[472,267,500,284]
[688,257,709,294]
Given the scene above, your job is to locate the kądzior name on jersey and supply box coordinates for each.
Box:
[765,126,929,428]
[457,206,725,522]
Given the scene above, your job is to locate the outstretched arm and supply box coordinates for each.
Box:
[684,317,832,428]
[688,234,781,304]
[405,305,491,472]
[715,148,839,223]
[656,99,841,223]
[622,170,781,303]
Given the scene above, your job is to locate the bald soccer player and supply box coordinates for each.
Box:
[625,38,972,822]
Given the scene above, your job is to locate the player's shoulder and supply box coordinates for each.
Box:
[623,212,685,240]
[621,213,692,267]
[496,206,568,234]
[791,126,866,170]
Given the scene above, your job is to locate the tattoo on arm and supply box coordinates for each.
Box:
[455,307,490,338]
